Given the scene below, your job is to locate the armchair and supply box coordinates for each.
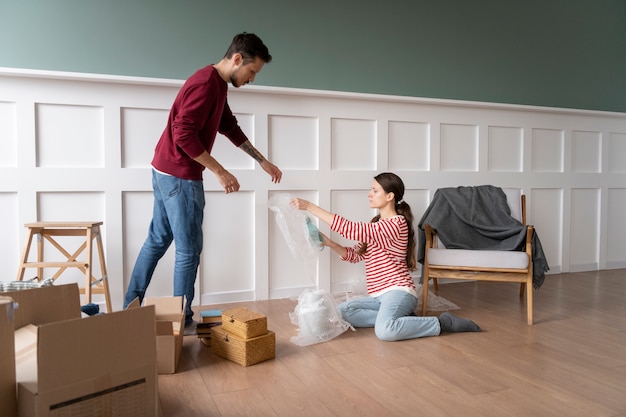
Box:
[418,186,548,325]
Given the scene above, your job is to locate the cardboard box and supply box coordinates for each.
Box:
[221,307,268,339]
[7,284,82,328]
[211,325,275,367]
[5,284,159,417]
[0,297,17,417]
[129,296,185,374]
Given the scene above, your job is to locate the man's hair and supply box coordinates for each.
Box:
[224,32,272,64]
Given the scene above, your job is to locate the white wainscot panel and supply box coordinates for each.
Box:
[531,128,564,173]
[35,192,107,299]
[268,190,320,295]
[388,121,430,171]
[488,126,523,172]
[213,113,255,170]
[0,102,17,167]
[571,130,601,173]
[607,188,626,268]
[269,115,319,170]
[331,118,376,170]
[530,188,563,272]
[608,132,626,173]
[123,191,175,300]
[36,104,104,168]
[570,188,600,271]
[121,107,169,168]
[329,189,374,293]
[0,193,20,281]
[201,191,255,302]
[440,123,478,172]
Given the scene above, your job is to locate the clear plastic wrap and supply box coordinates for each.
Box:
[289,289,354,346]
[268,194,323,260]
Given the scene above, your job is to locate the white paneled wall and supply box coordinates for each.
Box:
[1,68,625,310]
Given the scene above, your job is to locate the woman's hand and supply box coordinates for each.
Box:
[320,232,348,258]
[290,198,310,210]
[290,198,334,226]
[320,232,331,247]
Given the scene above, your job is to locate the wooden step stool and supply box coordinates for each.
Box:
[16,221,112,313]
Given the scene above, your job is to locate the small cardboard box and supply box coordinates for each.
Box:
[221,307,267,339]
[129,296,185,374]
[0,296,17,417]
[211,325,275,367]
[5,284,158,417]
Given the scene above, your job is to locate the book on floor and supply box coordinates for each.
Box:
[200,309,222,323]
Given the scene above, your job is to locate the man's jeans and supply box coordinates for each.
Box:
[123,169,204,325]
[338,290,441,341]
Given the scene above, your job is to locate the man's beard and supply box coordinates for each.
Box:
[230,67,245,88]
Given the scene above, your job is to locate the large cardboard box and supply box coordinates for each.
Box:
[5,284,159,417]
[129,296,184,374]
[0,297,17,417]
[7,283,82,328]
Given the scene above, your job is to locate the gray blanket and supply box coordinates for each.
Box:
[417,185,549,289]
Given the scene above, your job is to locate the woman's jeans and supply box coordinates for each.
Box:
[123,169,204,325]
[338,290,441,341]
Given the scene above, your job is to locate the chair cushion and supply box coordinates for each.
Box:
[428,248,529,269]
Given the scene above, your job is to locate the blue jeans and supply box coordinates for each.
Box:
[123,169,205,325]
[338,290,441,341]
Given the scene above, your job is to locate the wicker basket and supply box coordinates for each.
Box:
[211,326,275,366]
[221,307,268,339]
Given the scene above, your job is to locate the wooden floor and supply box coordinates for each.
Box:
[158,269,626,417]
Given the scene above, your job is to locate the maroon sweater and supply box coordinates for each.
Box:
[152,65,248,180]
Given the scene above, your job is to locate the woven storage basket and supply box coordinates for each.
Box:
[211,326,275,366]
[221,307,268,339]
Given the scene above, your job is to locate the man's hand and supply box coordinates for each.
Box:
[261,160,282,183]
[216,170,240,194]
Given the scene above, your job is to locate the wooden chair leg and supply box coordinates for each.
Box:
[433,278,439,293]
[421,274,430,316]
[527,281,533,325]
[525,268,533,325]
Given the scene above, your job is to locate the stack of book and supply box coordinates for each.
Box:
[197,309,222,347]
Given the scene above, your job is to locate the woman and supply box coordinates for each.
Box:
[291,172,480,341]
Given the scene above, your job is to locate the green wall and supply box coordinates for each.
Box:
[1,0,625,112]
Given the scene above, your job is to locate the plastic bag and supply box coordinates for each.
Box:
[306,217,324,250]
[268,194,323,277]
[289,289,354,346]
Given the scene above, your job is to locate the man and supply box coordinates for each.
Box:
[123,33,282,330]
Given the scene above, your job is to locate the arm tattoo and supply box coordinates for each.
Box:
[240,141,265,164]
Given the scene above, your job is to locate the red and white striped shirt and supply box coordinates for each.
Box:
[331,214,417,298]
